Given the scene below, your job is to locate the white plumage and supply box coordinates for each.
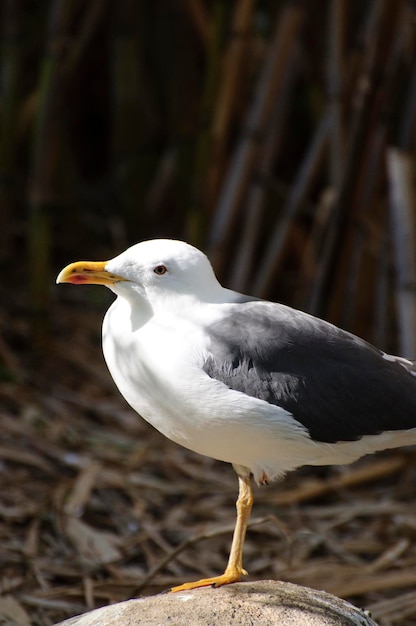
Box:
[57,238,416,592]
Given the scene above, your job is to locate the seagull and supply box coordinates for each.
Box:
[57,238,416,592]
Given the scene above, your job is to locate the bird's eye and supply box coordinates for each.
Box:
[153,265,167,275]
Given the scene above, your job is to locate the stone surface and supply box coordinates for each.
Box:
[54,580,379,626]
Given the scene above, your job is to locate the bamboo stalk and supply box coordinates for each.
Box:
[144,148,178,218]
[298,188,337,312]
[208,4,304,275]
[251,111,331,297]
[373,212,390,349]
[204,0,255,213]
[28,0,73,329]
[111,0,148,234]
[337,130,385,336]
[397,12,416,152]
[308,0,391,318]
[230,47,299,293]
[327,0,346,187]
[62,0,109,76]
[183,0,210,48]
[185,1,229,244]
[329,3,408,332]
[0,0,22,260]
[387,148,416,357]
[155,2,207,237]
[399,80,416,152]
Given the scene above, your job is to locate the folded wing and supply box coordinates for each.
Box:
[203,302,416,443]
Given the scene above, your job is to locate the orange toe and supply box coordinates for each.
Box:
[170,567,246,593]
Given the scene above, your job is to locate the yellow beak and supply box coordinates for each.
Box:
[56,261,126,286]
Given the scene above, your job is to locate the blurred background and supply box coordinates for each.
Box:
[2,1,416,624]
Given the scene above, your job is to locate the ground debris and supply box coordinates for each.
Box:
[1,303,416,625]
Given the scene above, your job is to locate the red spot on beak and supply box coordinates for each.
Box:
[70,274,90,284]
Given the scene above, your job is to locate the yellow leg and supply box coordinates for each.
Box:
[170,472,253,592]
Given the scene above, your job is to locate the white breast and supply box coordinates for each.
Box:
[101,297,317,482]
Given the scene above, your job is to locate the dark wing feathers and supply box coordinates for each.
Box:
[203,302,416,443]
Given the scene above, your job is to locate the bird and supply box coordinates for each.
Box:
[57,238,416,593]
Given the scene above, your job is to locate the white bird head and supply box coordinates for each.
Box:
[57,239,223,310]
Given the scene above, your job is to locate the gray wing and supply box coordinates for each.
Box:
[202,302,416,443]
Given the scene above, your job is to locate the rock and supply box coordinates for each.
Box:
[54,580,379,626]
